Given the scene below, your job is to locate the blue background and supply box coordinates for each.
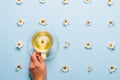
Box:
[0,0,120,80]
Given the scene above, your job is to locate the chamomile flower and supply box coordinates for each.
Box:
[17,19,24,26]
[109,65,117,73]
[39,19,47,26]
[61,65,69,73]
[16,64,23,71]
[38,36,48,46]
[63,18,69,26]
[64,41,70,48]
[84,0,91,4]
[107,42,115,50]
[108,21,115,27]
[85,21,91,26]
[16,0,23,5]
[107,0,113,6]
[87,65,93,72]
[85,42,92,49]
[16,41,24,49]
[39,0,46,4]
[63,0,68,4]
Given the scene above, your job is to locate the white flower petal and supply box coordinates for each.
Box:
[63,0,68,4]
[39,19,47,26]
[17,19,24,26]
[85,42,92,49]
[16,0,23,5]
[40,0,46,4]
[16,41,24,49]
[87,65,93,72]
[85,21,91,26]
[84,0,91,4]
[108,21,115,27]
[107,42,115,49]
[107,0,113,6]
[16,64,23,71]
[109,65,117,73]
[63,18,69,26]
[64,41,70,48]
[61,65,69,73]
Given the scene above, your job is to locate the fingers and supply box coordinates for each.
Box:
[30,51,45,66]
[31,52,40,64]
[37,52,45,64]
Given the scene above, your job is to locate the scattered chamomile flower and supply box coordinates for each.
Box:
[108,21,115,27]
[17,19,24,26]
[85,21,91,26]
[87,65,93,72]
[39,19,47,26]
[16,41,24,49]
[85,42,92,49]
[16,0,23,5]
[64,41,70,48]
[84,0,91,4]
[16,64,23,71]
[107,0,113,6]
[107,42,115,50]
[63,0,68,4]
[39,0,46,4]
[63,18,69,26]
[61,65,69,73]
[109,65,117,73]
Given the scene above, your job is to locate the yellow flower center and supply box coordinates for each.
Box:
[19,20,22,23]
[41,20,45,23]
[41,40,45,44]
[108,0,112,2]
[18,43,21,46]
[109,44,113,47]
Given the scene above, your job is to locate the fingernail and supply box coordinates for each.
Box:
[36,52,39,56]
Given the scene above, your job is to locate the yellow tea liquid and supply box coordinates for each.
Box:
[32,31,53,52]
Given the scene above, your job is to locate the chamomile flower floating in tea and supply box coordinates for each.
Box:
[39,19,47,26]
[85,20,91,26]
[16,0,23,5]
[61,65,69,73]
[64,41,70,48]
[85,42,92,49]
[109,65,117,73]
[63,18,69,26]
[17,19,24,26]
[108,21,115,27]
[84,0,91,4]
[87,65,93,72]
[16,41,24,49]
[107,42,115,50]
[39,0,46,4]
[107,0,113,6]
[63,0,68,4]
[16,64,23,71]
[38,36,49,46]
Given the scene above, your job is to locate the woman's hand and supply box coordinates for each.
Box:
[29,52,46,80]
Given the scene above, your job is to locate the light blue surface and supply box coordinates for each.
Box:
[0,0,120,80]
